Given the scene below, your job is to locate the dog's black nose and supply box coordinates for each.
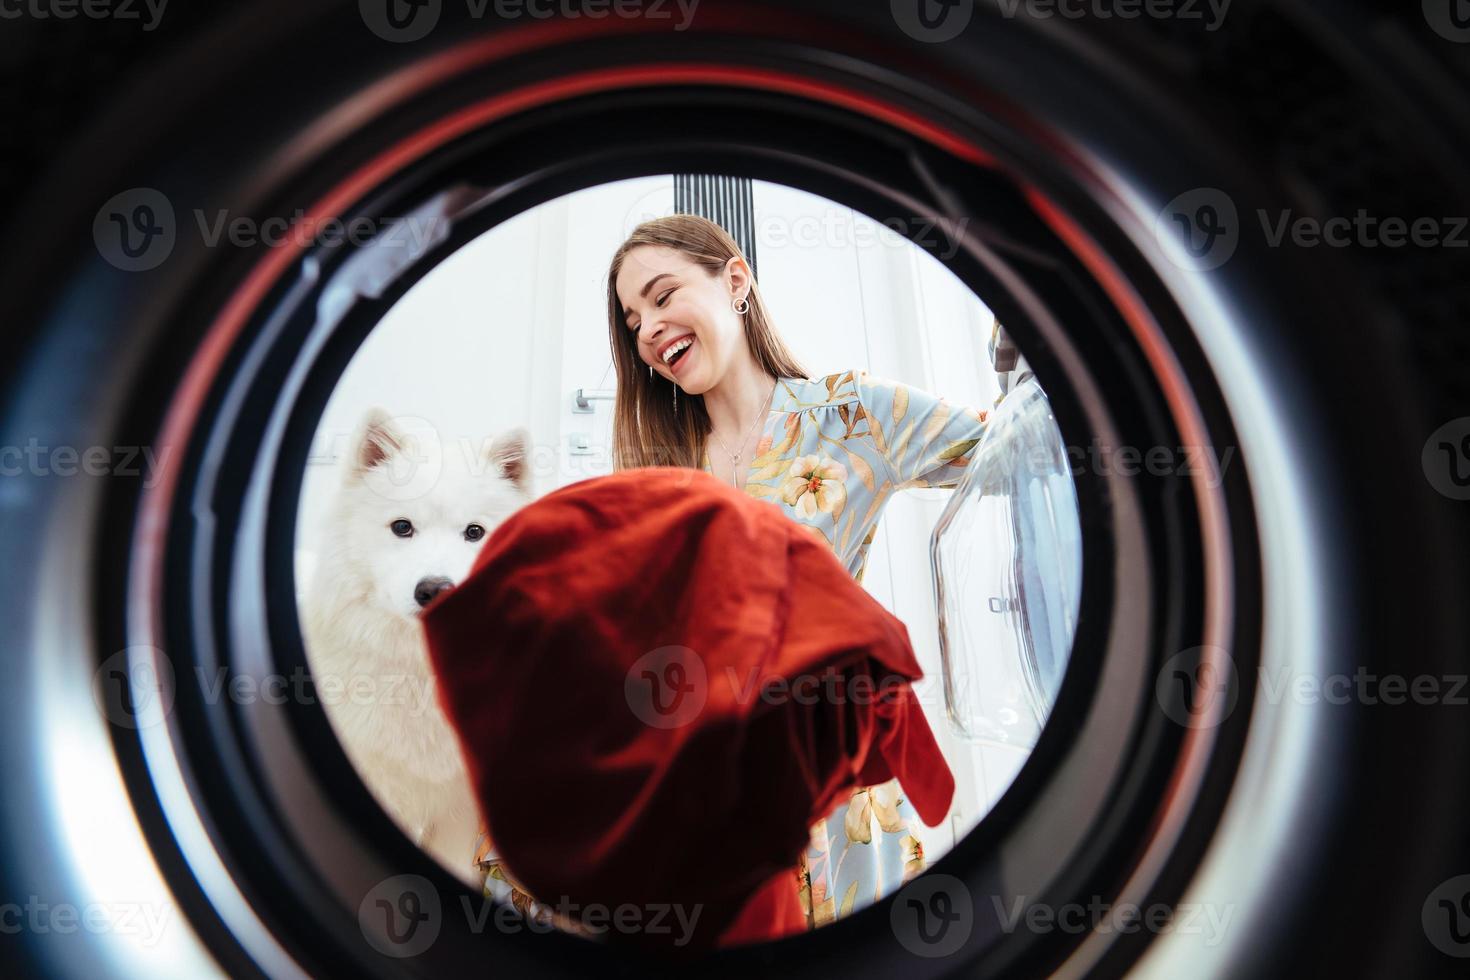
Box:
[414,576,455,608]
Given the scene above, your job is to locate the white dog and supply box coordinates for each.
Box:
[301,407,535,887]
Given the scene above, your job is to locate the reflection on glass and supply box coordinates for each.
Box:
[932,376,1083,748]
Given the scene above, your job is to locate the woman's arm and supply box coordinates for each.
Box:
[854,370,990,490]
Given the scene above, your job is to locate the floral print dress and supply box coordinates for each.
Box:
[476,369,990,935]
[699,370,990,929]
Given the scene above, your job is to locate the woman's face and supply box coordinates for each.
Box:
[616,244,749,396]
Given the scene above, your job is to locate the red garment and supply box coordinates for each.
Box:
[420,466,954,953]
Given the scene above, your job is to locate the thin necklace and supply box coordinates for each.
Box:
[709,376,778,487]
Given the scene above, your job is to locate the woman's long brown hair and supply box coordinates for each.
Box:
[606,214,810,471]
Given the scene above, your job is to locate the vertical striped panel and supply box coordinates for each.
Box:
[673,174,759,279]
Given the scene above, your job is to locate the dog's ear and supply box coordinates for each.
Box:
[353,407,406,475]
[486,427,532,492]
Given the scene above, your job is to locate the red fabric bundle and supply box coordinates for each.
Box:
[420,466,954,952]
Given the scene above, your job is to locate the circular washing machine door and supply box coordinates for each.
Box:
[1,3,1467,978]
[933,373,1082,749]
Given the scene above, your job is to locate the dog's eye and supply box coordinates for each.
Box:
[390,519,414,538]
[464,523,486,542]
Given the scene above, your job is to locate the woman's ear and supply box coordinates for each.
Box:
[724,254,751,301]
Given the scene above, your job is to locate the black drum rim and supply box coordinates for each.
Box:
[126,37,1242,979]
[11,3,1440,975]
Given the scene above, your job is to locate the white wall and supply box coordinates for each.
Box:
[296,176,1032,864]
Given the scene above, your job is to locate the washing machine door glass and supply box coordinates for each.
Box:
[931,376,1082,748]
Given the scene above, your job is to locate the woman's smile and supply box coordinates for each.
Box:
[665,334,697,377]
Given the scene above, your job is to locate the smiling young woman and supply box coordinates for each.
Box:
[602,213,995,931]
[607,214,810,483]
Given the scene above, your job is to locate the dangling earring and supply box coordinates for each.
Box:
[733,296,750,315]
[673,384,678,415]
[648,364,653,381]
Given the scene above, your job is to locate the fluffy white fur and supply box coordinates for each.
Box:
[301,408,535,886]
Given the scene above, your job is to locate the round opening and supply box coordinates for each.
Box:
[12,7,1470,980]
[290,175,1086,930]
[17,8,1384,977]
[129,68,1230,971]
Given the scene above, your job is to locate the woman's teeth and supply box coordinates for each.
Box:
[662,337,694,364]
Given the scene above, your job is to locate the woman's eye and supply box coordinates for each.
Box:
[464,523,486,542]
[390,519,414,538]
[656,288,674,307]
